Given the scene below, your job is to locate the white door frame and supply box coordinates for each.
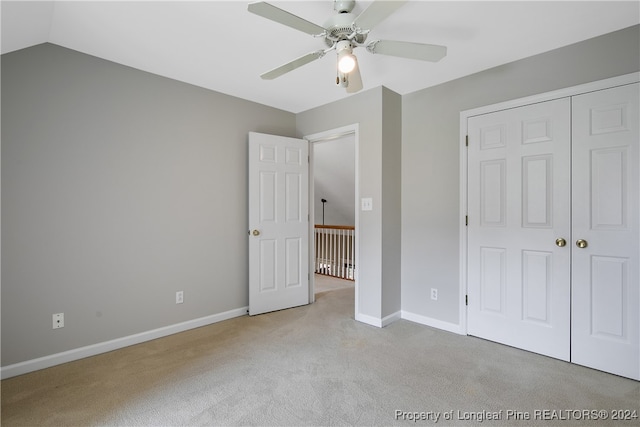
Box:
[459,72,640,335]
[304,124,359,315]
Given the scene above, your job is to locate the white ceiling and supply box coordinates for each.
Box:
[2,1,639,113]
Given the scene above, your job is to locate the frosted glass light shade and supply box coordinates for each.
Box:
[338,53,356,73]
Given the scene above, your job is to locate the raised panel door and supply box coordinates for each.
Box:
[571,83,639,380]
[467,98,571,360]
[249,132,309,315]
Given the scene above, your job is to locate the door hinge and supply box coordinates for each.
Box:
[465,295,468,306]
[465,135,469,147]
[465,215,468,226]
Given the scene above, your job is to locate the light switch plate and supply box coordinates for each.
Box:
[361,198,373,211]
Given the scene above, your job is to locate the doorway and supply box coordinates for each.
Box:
[305,125,359,315]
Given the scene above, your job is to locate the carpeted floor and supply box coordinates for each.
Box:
[314,273,354,294]
[1,283,638,426]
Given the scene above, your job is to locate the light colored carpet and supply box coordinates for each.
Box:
[314,273,354,294]
[2,285,638,426]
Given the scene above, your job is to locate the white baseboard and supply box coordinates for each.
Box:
[355,310,401,328]
[401,310,464,335]
[382,310,401,327]
[355,312,382,327]
[1,306,248,380]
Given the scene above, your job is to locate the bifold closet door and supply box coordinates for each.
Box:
[467,98,572,361]
[467,82,639,380]
[571,83,639,380]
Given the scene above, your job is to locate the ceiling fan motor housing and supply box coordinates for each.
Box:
[323,12,367,47]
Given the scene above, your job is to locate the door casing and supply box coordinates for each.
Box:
[305,124,359,315]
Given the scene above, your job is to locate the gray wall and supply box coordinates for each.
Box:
[1,43,296,365]
[3,24,639,369]
[313,134,355,226]
[381,88,402,319]
[401,25,640,325]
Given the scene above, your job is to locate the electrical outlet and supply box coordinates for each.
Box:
[176,291,184,304]
[52,313,64,329]
[430,288,438,301]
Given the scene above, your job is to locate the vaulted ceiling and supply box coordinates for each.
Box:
[2,1,639,113]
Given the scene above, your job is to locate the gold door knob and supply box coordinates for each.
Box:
[555,238,567,247]
[252,229,260,236]
[576,239,588,249]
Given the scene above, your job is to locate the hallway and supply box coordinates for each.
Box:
[314,273,354,294]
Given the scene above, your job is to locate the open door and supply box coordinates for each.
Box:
[248,132,309,315]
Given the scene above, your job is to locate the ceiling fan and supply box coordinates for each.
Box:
[248,0,447,93]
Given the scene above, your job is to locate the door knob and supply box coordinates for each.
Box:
[252,229,260,236]
[576,239,588,249]
[555,238,567,247]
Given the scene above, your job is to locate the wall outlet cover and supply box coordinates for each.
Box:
[52,313,64,329]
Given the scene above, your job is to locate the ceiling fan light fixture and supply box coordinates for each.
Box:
[338,52,356,73]
[336,40,356,73]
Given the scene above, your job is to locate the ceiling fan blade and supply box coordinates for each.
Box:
[353,0,408,31]
[260,50,326,80]
[346,57,363,93]
[367,40,447,62]
[248,2,326,36]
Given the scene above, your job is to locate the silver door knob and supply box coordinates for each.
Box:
[576,239,588,249]
[252,229,260,236]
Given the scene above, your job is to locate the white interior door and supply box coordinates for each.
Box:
[248,132,309,315]
[571,83,639,380]
[467,98,572,360]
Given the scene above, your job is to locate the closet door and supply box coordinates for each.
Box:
[467,98,571,360]
[571,83,639,380]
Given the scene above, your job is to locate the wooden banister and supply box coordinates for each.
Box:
[314,225,355,230]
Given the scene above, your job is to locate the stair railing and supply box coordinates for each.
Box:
[314,225,355,280]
